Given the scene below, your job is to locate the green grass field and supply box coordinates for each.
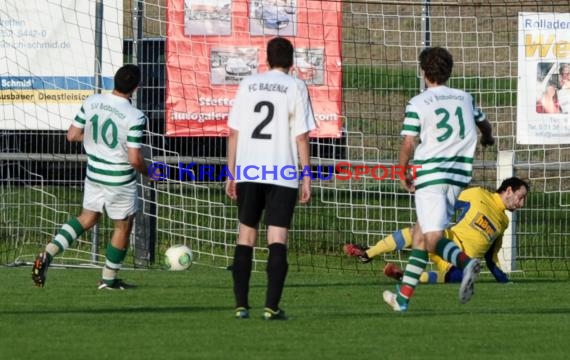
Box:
[2,264,569,360]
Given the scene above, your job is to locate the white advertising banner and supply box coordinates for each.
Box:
[0,0,123,130]
[517,12,570,144]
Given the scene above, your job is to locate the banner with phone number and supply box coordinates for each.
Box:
[165,0,342,137]
[0,0,120,130]
[517,12,570,144]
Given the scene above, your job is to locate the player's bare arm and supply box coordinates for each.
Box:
[296,132,311,204]
[66,124,84,142]
[225,128,238,200]
[127,147,145,174]
[398,135,416,192]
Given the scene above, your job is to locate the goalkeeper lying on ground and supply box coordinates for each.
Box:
[344,177,529,284]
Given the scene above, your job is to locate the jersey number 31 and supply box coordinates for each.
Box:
[435,106,465,142]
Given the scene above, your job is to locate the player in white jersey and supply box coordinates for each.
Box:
[383,47,495,312]
[226,37,316,320]
[402,88,486,190]
[32,65,146,290]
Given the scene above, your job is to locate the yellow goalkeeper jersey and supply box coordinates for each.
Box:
[431,186,509,274]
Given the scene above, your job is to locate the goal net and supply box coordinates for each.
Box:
[1,0,569,279]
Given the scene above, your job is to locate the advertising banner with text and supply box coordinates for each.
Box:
[0,0,122,130]
[166,0,342,137]
[517,12,570,144]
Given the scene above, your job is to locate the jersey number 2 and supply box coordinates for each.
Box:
[251,101,274,140]
[90,115,118,148]
[435,106,465,142]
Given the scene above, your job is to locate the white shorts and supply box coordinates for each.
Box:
[415,184,462,233]
[82,178,138,220]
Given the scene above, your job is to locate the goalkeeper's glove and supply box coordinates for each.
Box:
[480,135,495,147]
[489,266,509,283]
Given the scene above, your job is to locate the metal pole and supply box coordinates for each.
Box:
[420,0,430,90]
[131,1,143,107]
[91,0,104,263]
[94,1,103,93]
[132,0,157,267]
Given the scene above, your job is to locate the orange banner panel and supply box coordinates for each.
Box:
[165,0,342,137]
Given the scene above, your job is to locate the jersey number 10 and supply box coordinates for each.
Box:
[89,115,118,149]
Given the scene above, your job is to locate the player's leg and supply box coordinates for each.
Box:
[369,227,413,258]
[430,190,475,269]
[424,232,462,284]
[384,185,449,311]
[393,259,476,300]
[97,182,137,290]
[419,253,452,284]
[32,179,102,287]
[232,182,264,318]
[395,227,435,306]
[433,239,475,270]
[396,250,464,285]
[97,215,135,290]
[419,270,443,284]
[32,209,99,287]
[383,222,427,311]
[262,184,297,320]
[233,224,256,319]
[47,210,100,260]
[264,227,289,320]
[345,227,413,263]
[444,267,463,283]
[396,184,453,306]
[428,186,480,303]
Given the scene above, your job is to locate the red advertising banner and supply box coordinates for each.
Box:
[165,0,342,137]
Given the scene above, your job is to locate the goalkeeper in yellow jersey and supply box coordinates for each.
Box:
[344,177,529,284]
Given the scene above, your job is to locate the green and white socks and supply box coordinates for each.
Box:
[45,218,85,262]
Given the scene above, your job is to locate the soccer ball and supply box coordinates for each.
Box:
[164,244,193,271]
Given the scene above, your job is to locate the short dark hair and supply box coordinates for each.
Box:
[497,177,530,194]
[267,37,294,69]
[419,47,453,85]
[114,64,140,94]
